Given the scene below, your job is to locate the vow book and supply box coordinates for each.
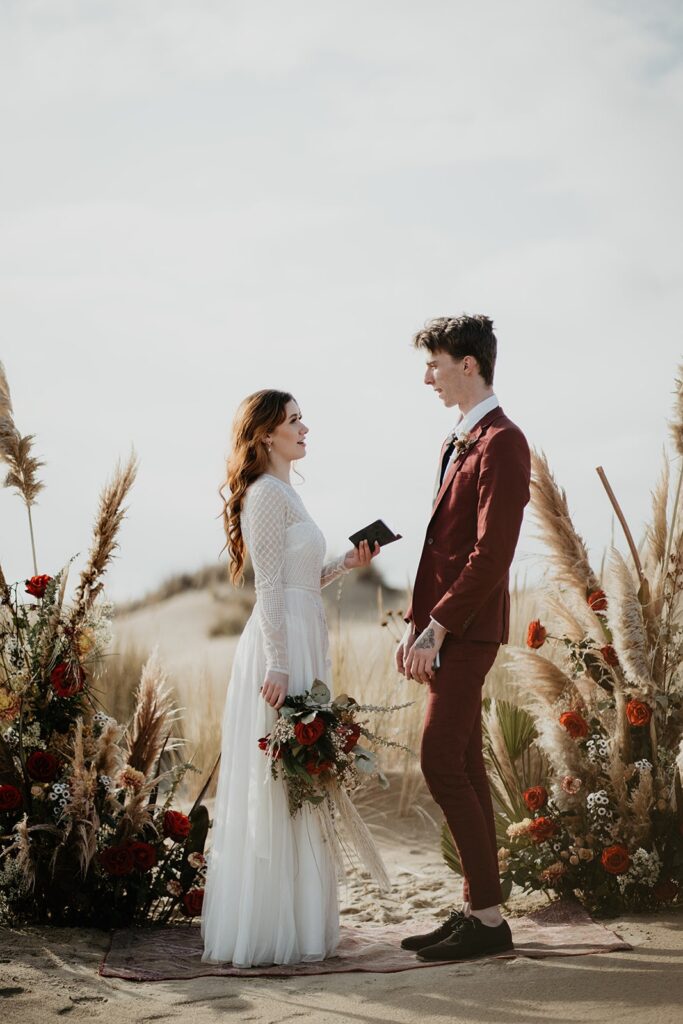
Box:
[349,519,402,550]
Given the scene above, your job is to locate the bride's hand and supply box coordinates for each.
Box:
[261,671,289,710]
[343,539,381,570]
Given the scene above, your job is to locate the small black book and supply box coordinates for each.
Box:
[349,519,402,550]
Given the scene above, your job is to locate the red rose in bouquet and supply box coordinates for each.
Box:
[50,661,86,699]
[98,843,135,876]
[523,786,548,812]
[163,810,191,842]
[294,715,326,746]
[182,887,204,917]
[128,840,158,872]
[25,574,52,598]
[626,699,652,727]
[601,844,630,875]
[587,589,608,612]
[0,784,23,812]
[528,816,557,844]
[526,620,547,650]
[258,735,284,759]
[600,645,619,667]
[305,758,333,776]
[559,710,589,739]
[338,723,361,754]
[27,751,59,783]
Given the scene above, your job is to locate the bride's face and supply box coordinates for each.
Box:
[268,400,308,461]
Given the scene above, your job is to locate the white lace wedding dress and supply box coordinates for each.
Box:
[201,473,349,967]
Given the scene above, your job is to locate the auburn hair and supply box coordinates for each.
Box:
[220,389,294,585]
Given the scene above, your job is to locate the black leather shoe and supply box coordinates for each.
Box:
[417,915,513,961]
[400,909,467,951]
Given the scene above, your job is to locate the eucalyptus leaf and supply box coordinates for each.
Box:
[310,680,331,704]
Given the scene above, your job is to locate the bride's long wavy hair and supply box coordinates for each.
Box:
[220,389,294,585]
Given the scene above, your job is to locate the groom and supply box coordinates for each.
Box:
[396,315,530,961]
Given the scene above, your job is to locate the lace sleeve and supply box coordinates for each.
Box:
[320,555,350,589]
[243,478,289,675]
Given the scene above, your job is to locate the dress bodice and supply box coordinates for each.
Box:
[241,474,348,673]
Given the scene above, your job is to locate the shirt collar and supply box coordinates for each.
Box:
[454,394,499,439]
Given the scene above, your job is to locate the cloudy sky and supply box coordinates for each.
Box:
[1,0,682,602]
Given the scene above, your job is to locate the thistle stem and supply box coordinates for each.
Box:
[662,460,683,577]
[26,503,38,576]
[595,467,644,580]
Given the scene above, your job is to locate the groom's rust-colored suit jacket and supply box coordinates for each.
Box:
[406,406,531,642]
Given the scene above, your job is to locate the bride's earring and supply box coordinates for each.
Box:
[265,439,272,454]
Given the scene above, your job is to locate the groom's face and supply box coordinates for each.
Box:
[423,350,466,409]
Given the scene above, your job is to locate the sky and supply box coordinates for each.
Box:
[1,0,682,603]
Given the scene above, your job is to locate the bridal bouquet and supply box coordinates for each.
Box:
[259,679,411,888]
[0,362,209,927]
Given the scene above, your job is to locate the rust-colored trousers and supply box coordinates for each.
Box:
[420,638,501,910]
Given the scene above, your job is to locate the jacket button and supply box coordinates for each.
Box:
[427,538,433,545]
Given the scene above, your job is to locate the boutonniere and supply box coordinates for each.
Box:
[454,431,477,458]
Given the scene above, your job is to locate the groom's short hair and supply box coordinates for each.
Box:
[413,315,497,386]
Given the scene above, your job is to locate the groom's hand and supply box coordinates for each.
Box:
[405,620,447,684]
[395,623,417,675]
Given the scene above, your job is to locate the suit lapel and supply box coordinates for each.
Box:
[430,406,504,517]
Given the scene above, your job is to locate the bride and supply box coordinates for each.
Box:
[201,389,379,967]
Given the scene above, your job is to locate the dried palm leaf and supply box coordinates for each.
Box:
[530,450,600,601]
[507,648,576,708]
[71,451,138,620]
[605,549,656,695]
[483,699,519,797]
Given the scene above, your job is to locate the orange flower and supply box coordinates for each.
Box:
[526,620,547,649]
[587,589,608,612]
[600,844,630,875]
[528,816,557,844]
[626,699,652,727]
[559,710,589,739]
[523,786,548,812]
[600,645,619,667]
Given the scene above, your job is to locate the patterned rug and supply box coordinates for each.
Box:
[99,900,632,981]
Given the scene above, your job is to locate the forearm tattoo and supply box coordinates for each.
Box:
[414,628,436,651]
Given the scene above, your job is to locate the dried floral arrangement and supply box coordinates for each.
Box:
[0,363,209,927]
[443,364,683,915]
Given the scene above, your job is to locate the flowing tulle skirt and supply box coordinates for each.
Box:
[201,588,339,967]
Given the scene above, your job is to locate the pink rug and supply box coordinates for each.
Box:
[99,900,631,981]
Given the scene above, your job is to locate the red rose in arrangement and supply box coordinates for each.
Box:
[528,816,557,844]
[601,844,630,875]
[163,810,191,842]
[626,700,652,727]
[27,751,59,783]
[50,661,86,699]
[128,840,158,872]
[294,715,326,746]
[305,759,333,776]
[0,784,23,812]
[182,887,204,917]
[258,735,269,751]
[559,710,589,739]
[600,645,619,667]
[587,589,608,612]
[526,620,547,650]
[25,574,52,599]
[653,879,679,903]
[98,843,135,876]
[338,723,361,753]
[523,786,548,812]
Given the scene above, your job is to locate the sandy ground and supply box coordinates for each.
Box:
[2,782,682,1024]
